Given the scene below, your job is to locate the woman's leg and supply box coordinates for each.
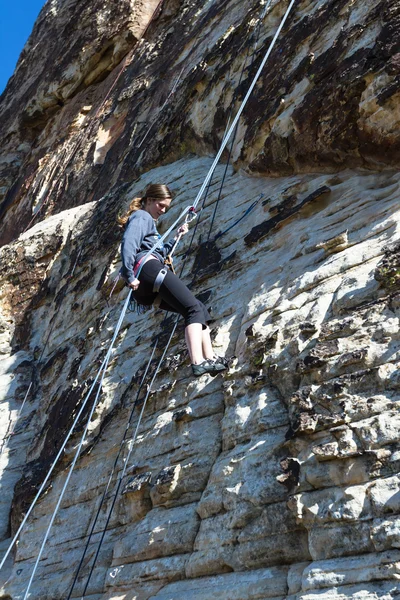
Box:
[157,270,211,364]
[201,326,214,360]
[185,323,204,364]
[140,263,225,373]
[158,271,209,327]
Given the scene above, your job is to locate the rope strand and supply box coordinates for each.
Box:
[191,0,297,212]
[22,291,132,599]
[0,293,131,572]
[66,341,158,599]
[68,132,219,599]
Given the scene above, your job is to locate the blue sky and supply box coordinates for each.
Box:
[0,0,46,94]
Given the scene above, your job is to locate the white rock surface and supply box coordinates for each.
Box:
[1,1,400,600]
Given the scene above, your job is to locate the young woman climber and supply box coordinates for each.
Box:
[119,183,227,377]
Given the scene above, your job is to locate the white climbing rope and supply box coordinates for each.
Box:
[22,290,132,599]
[192,0,296,210]
[0,292,132,572]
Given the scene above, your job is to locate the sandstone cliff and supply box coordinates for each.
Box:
[1,0,400,599]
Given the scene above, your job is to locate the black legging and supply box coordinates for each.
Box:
[133,259,211,329]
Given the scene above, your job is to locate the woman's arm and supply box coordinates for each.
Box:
[121,212,153,284]
[164,223,189,255]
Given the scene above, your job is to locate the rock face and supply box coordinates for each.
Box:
[1,1,400,599]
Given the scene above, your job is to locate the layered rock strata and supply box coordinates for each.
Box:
[0,1,400,599]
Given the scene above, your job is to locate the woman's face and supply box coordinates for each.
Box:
[144,198,171,220]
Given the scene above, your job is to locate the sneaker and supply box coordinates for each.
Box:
[212,355,230,368]
[192,360,214,377]
[191,359,227,377]
[207,358,228,374]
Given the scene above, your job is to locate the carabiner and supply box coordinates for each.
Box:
[185,206,198,224]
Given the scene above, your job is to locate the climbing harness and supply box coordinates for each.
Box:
[125,206,197,314]
[152,267,168,292]
[5,1,298,597]
[128,208,197,309]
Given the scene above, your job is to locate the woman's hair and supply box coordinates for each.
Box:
[117,183,173,226]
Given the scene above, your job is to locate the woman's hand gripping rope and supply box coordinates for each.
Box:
[169,209,196,259]
[177,222,189,236]
[128,278,141,291]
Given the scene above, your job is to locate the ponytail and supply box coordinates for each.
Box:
[117,197,143,227]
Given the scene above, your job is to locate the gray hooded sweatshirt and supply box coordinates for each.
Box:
[120,210,175,284]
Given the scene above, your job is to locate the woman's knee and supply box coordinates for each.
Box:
[184,300,206,327]
[184,299,212,329]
